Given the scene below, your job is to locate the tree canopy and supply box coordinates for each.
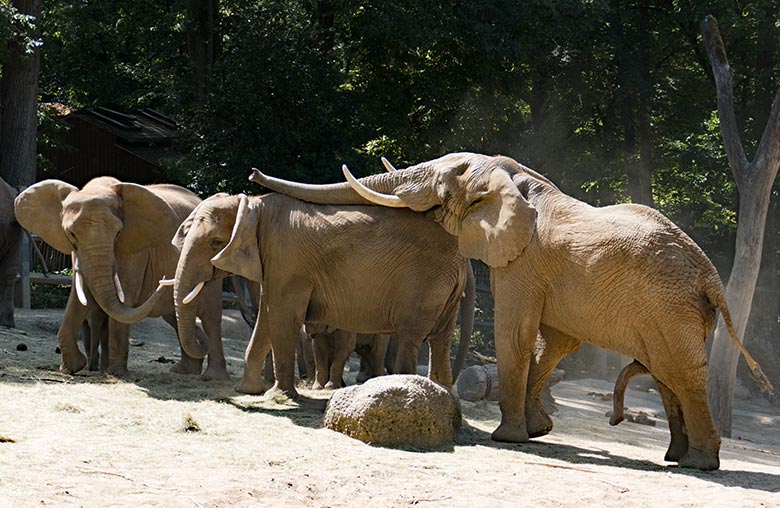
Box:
[8,0,780,395]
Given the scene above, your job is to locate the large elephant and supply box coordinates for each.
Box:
[0,177,22,328]
[171,192,468,397]
[247,152,772,471]
[14,177,227,379]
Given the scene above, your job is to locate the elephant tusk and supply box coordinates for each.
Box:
[158,278,175,287]
[74,269,88,306]
[113,272,126,303]
[381,157,398,173]
[342,164,407,208]
[182,281,205,305]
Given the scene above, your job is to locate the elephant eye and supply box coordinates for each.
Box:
[210,239,226,250]
[467,197,485,210]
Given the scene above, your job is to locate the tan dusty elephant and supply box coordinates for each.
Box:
[248,152,772,471]
[171,192,468,398]
[14,177,227,379]
[304,324,391,389]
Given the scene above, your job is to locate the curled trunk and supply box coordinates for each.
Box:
[79,248,166,324]
[173,247,212,359]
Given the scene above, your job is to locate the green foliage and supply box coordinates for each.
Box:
[31,0,780,362]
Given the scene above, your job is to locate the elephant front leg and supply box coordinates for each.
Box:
[491,278,543,444]
[236,306,271,395]
[106,319,131,377]
[199,282,229,381]
[162,314,204,376]
[57,289,90,374]
[525,327,581,438]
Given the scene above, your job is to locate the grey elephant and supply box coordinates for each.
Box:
[0,177,22,328]
[171,192,468,397]
[305,324,391,389]
[14,177,227,379]
[248,152,772,471]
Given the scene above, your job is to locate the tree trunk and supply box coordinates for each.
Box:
[0,0,41,188]
[186,0,218,101]
[701,15,780,437]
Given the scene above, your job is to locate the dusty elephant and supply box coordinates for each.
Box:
[248,152,772,471]
[14,177,227,379]
[0,177,22,328]
[171,192,468,398]
[305,324,391,389]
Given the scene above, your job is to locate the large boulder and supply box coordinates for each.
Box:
[323,375,461,448]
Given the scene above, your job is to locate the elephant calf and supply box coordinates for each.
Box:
[172,192,468,398]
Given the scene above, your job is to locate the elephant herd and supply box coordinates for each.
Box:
[8,151,775,471]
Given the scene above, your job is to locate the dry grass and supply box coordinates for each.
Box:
[1,308,779,507]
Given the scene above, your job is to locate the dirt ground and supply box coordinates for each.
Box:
[1,308,779,508]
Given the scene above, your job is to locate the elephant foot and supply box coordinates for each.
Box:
[526,408,554,438]
[235,376,267,395]
[356,372,370,384]
[87,357,100,372]
[106,364,129,378]
[311,381,326,391]
[170,357,204,376]
[60,353,87,375]
[664,437,689,463]
[202,362,230,382]
[491,422,530,443]
[264,383,298,401]
[324,380,342,390]
[677,447,720,471]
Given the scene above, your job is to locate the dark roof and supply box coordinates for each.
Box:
[70,107,179,144]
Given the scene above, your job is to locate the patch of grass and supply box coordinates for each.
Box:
[0,436,16,443]
[53,402,82,413]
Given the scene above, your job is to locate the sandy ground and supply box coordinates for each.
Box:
[1,308,779,508]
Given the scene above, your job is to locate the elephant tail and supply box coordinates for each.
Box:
[708,285,774,395]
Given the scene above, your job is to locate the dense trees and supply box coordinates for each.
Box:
[12,0,780,419]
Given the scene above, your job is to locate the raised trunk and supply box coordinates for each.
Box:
[80,248,165,324]
[173,249,211,359]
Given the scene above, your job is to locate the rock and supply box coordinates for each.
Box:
[323,375,461,448]
[16,343,27,351]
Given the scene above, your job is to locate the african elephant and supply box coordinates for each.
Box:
[171,192,468,398]
[0,177,22,328]
[248,152,772,471]
[14,177,227,379]
[305,324,391,389]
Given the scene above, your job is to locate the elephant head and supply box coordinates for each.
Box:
[249,153,552,267]
[14,177,174,324]
[173,193,262,357]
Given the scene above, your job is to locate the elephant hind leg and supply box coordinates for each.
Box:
[654,360,720,471]
[526,326,581,438]
[654,378,688,462]
[162,314,204,376]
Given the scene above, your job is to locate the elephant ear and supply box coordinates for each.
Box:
[211,194,263,282]
[457,169,537,268]
[13,180,77,254]
[114,183,179,255]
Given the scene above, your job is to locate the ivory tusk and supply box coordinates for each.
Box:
[342,165,407,208]
[114,272,126,303]
[74,269,88,306]
[381,157,398,173]
[182,281,205,305]
[158,278,175,287]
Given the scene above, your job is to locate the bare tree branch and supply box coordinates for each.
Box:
[700,15,749,185]
[751,87,780,180]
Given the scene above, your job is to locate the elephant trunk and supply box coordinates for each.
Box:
[249,165,436,210]
[173,245,212,359]
[79,247,165,324]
